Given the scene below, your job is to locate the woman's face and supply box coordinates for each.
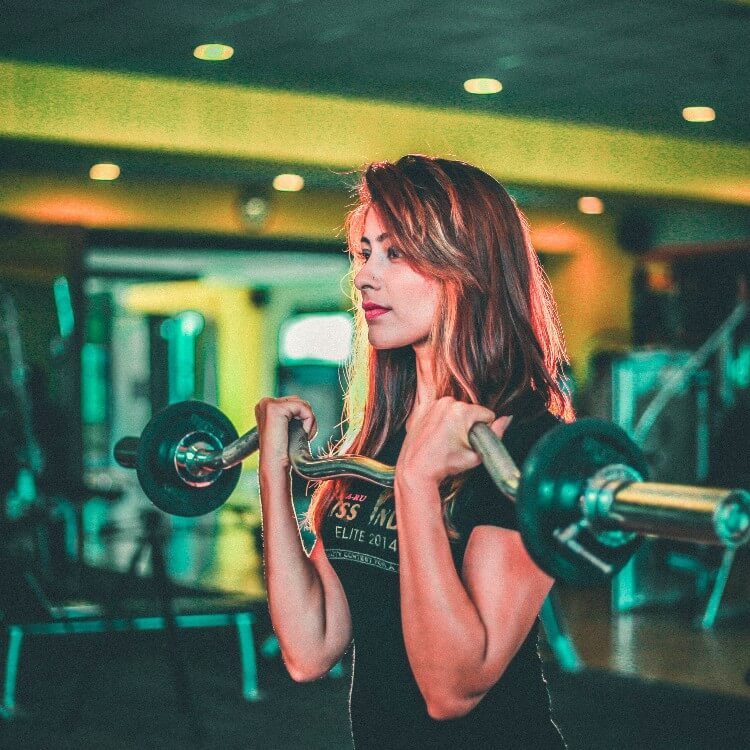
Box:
[353,208,441,352]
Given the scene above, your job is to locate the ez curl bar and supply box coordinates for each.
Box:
[114,401,750,586]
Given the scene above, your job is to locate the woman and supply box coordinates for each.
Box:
[255,155,570,749]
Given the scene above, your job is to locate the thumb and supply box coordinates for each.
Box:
[490,414,513,440]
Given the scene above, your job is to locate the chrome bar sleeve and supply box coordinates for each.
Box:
[591,482,750,546]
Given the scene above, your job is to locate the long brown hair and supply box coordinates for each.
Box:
[307,154,571,536]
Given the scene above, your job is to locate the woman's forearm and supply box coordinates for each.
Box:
[259,467,339,680]
[394,473,496,715]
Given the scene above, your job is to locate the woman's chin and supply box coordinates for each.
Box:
[368,334,400,350]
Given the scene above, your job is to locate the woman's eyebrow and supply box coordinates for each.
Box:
[360,232,390,245]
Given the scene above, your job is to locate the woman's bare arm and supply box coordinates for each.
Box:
[259,467,352,681]
[256,397,352,681]
[394,473,552,720]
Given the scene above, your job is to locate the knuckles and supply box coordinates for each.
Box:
[433,397,494,426]
[255,396,316,422]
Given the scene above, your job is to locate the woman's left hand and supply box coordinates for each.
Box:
[396,397,513,486]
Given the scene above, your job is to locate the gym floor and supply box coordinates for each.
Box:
[555,582,750,700]
[2,561,749,748]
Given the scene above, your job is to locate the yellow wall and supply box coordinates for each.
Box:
[0,172,635,386]
[531,213,635,384]
[0,171,349,240]
[122,280,263,456]
[2,60,748,204]
[1,57,746,392]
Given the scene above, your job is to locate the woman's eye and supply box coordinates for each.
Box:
[387,247,400,259]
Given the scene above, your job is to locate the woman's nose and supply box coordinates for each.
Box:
[354,260,379,290]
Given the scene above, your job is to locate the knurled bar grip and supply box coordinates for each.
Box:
[287,421,395,487]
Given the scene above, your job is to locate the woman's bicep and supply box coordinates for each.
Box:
[461,526,553,681]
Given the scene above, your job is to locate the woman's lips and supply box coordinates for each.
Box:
[364,307,390,321]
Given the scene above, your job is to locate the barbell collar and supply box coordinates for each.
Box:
[582,464,642,549]
[173,431,227,487]
[175,427,260,475]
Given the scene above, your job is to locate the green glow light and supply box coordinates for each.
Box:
[53,276,74,338]
[81,343,107,424]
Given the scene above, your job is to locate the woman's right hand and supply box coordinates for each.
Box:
[254,396,318,474]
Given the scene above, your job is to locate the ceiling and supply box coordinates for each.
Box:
[0,0,748,200]
[1,0,747,141]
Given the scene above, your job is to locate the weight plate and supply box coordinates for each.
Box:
[135,400,241,517]
[517,417,649,586]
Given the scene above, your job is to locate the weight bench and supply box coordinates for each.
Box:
[1,595,261,720]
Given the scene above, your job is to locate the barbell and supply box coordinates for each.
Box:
[114,400,750,586]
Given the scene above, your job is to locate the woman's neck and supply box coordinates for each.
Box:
[407,343,436,430]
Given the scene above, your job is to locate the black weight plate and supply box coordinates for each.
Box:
[517,417,649,586]
[135,400,241,517]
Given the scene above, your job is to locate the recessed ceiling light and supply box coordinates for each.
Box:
[89,163,120,181]
[682,106,715,123]
[273,174,304,192]
[577,196,604,215]
[240,195,271,226]
[193,43,234,61]
[463,78,503,95]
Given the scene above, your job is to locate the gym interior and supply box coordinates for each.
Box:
[1,3,749,749]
